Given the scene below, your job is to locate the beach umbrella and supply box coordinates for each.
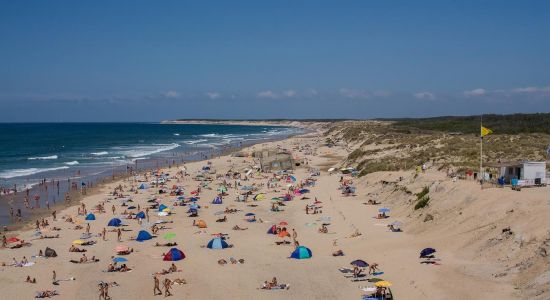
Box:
[6,237,20,243]
[378,207,390,213]
[158,204,168,212]
[163,248,186,261]
[72,239,84,245]
[115,245,129,253]
[85,213,96,221]
[163,232,176,240]
[107,218,122,227]
[244,213,255,217]
[279,221,288,226]
[217,186,227,193]
[420,248,436,258]
[207,237,229,250]
[289,175,297,182]
[375,281,392,287]
[350,259,369,268]
[254,193,266,201]
[290,246,312,259]
[136,211,146,219]
[112,257,128,263]
[136,230,153,242]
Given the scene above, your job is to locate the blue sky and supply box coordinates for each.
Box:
[1,0,549,121]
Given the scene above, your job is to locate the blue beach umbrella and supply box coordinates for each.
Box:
[420,248,436,258]
[136,211,146,219]
[112,257,128,263]
[378,207,390,213]
[290,246,312,259]
[245,213,255,217]
[207,237,229,250]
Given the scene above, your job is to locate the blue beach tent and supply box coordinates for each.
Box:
[207,237,229,249]
[136,230,153,242]
[212,196,222,204]
[85,213,96,221]
[136,211,146,219]
[163,248,185,261]
[290,246,312,259]
[108,218,122,227]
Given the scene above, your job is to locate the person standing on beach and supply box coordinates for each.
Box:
[52,270,56,283]
[86,223,91,234]
[112,205,116,215]
[102,228,107,241]
[117,228,122,242]
[164,278,172,297]
[153,275,162,295]
[52,210,56,221]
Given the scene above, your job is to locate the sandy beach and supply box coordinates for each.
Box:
[0,125,548,300]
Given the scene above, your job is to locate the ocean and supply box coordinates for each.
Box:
[0,123,298,224]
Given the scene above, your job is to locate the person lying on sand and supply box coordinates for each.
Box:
[69,245,87,252]
[348,230,362,238]
[332,249,344,256]
[172,278,186,285]
[368,263,379,274]
[35,290,58,298]
[168,263,177,273]
[155,242,177,247]
[364,199,380,205]
[40,234,60,239]
[232,225,248,230]
[216,216,227,222]
[80,240,96,246]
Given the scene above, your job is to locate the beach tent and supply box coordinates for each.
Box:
[290,246,312,259]
[254,193,266,201]
[85,213,96,221]
[136,211,146,219]
[267,225,277,235]
[163,248,186,261]
[212,196,223,204]
[108,218,122,227]
[196,220,207,228]
[207,237,229,249]
[44,247,57,258]
[189,203,199,210]
[420,248,436,258]
[158,204,168,212]
[138,183,149,189]
[136,230,153,242]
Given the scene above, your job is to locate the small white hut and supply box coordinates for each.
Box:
[492,161,547,186]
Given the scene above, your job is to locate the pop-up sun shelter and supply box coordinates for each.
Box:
[44,247,57,258]
[136,211,146,219]
[138,183,149,189]
[158,204,168,212]
[207,237,229,249]
[136,230,153,242]
[290,246,312,259]
[267,225,277,234]
[85,213,96,221]
[212,196,222,204]
[108,218,122,227]
[163,248,186,261]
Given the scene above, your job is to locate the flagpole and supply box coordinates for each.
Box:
[480,114,483,187]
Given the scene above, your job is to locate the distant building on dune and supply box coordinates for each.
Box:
[253,149,294,172]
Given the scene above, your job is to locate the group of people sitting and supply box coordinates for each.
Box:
[260,277,289,290]
[69,254,99,264]
[107,263,131,272]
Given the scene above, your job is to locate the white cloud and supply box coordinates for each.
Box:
[257,90,278,99]
[413,92,436,100]
[205,92,221,99]
[282,90,297,97]
[163,90,179,98]
[464,88,486,97]
[373,90,391,97]
[339,88,369,99]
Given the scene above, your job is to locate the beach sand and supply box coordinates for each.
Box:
[1,129,547,299]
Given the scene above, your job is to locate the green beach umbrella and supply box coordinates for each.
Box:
[163,232,176,240]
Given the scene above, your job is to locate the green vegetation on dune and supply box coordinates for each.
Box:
[385,113,550,134]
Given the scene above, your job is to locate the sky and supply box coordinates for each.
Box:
[1,0,549,122]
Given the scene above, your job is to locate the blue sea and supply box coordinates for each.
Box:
[0,123,297,194]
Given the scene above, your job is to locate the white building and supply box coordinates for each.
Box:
[493,161,547,186]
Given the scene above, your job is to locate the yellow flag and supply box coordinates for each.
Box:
[481,126,493,137]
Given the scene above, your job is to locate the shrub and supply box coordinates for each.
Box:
[415,196,430,210]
